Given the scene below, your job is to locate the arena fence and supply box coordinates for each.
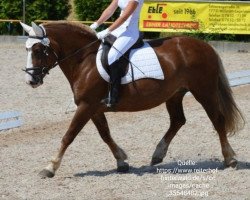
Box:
[228,70,250,87]
[0,19,110,35]
[0,111,23,131]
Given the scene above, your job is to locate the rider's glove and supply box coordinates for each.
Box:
[96,28,110,40]
[90,22,99,31]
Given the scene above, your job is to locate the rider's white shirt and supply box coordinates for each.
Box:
[111,0,143,37]
[108,0,144,65]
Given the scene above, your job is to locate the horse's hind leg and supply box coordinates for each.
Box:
[191,90,237,167]
[92,113,129,172]
[151,91,186,165]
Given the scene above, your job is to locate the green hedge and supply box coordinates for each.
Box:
[0,0,71,35]
[74,0,120,30]
[74,0,110,21]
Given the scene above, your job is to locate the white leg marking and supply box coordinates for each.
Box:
[223,144,236,164]
[152,139,169,159]
[115,147,127,161]
[45,157,62,174]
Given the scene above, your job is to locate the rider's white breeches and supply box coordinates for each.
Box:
[108,29,139,65]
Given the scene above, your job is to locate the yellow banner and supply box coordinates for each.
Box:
[139,1,250,34]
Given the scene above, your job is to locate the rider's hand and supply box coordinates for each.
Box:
[96,29,110,40]
[90,22,99,31]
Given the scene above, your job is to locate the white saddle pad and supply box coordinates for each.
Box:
[96,42,164,84]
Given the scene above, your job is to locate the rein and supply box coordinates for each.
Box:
[57,39,99,65]
[23,35,99,82]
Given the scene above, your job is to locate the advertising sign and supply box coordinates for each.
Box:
[139,1,250,34]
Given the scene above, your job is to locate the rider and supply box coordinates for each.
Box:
[90,0,144,108]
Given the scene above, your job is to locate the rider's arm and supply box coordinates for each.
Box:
[108,0,139,32]
[96,0,119,26]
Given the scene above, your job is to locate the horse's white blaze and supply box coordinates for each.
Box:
[152,139,169,159]
[25,50,34,84]
[21,22,49,87]
[24,38,45,87]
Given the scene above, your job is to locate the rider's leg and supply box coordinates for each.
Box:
[103,33,138,107]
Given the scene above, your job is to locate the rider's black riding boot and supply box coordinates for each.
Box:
[102,60,121,108]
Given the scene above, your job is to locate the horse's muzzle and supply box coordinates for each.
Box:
[23,67,47,88]
[28,80,42,88]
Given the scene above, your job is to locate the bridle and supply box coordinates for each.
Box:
[23,27,99,84]
[23,36,59,84]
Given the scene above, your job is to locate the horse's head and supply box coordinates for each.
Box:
[20,22,58,88]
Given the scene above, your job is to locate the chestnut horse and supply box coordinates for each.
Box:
[20,22,244,178]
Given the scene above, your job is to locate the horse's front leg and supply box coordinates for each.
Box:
[92,113,129,172]
[39,101,96,178]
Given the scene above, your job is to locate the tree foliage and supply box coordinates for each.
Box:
[0,0,71,34]
[74,0,119,22]
[74,0,159,38]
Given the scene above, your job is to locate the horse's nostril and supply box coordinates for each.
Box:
[28,80,40,88]
[29,80,37,85]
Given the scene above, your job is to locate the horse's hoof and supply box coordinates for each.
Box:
[226,158,238,168]
[39,169,55,178]
[117,162,129,173]
[151,157,163,166]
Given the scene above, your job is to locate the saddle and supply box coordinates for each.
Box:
[101,33,144,77]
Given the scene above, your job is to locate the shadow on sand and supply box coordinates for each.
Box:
[74,160,250,178]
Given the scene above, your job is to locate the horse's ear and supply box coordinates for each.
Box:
[31,22,43,37]
[20,22,32,34]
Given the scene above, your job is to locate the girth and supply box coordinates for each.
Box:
[101,33,144,77]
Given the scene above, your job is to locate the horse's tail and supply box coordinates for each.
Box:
[217,55,245,135]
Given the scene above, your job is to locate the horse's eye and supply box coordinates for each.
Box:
[32,49,42,57]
